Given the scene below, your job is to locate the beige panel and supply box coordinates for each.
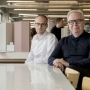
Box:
[14,21,30,52]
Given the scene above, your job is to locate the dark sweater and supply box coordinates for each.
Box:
[51,26,63,41]
[48,31,90,70]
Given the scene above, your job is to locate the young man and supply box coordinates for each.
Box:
[51,18,63,41]
[25,15,58,64]
[48,10,90,90]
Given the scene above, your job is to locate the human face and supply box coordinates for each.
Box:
[68,12,85,37]
[57,19,63,28]
[34,16,48,34]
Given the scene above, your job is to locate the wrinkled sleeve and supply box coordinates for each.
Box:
[25,42,34,64]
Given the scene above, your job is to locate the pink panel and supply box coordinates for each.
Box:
[21,21,30,52]
[14,21,30,52]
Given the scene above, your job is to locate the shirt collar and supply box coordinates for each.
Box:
[34,31,48,40]
[71,30,85,40]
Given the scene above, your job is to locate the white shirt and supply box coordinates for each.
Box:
[25,31,58,64]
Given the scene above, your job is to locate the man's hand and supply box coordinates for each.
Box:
[53,58,69,67]
[53,62,64,72]
[53,59,60,65]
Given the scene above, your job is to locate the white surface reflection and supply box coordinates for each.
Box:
[0,64,75,90]
[28,64,56,90]
[0,64,31,90]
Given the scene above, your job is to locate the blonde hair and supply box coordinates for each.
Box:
[67,10,84,21]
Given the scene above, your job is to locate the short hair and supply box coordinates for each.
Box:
[56,18,63,23]
[67,10,84,21]
[35,15,48,23]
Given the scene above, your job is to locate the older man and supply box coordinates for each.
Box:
[48,10,90,90]
[25,15,58,64]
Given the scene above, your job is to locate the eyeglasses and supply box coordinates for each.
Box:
[35,23,47,27]
[68,19,84,25]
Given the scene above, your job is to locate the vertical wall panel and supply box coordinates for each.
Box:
[14,21,30,52]
[0,23,13,51]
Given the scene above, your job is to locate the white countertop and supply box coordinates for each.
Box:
[0,52,29,59]
[0,64,75,90]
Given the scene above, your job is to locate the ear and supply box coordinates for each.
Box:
[57,22,60,24]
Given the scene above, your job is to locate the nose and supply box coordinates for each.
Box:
[73,21,78,25]
[38,24,42,28]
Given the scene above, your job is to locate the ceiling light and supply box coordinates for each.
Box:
[30,22,34,24]
[49,1,78,4]
[48,9,71,11]
[6,1,35,3]
[19,14,38,16]
[31,25,34,27]
[85,19,89,20]
[14,9,37,11]
[48,15,67,18]
[31,25,34,26]
[30,24,34,26]
[30,26,34,28]
[83,9,90,11]
[23,19,35,20]
[49,19,55,21]
[30,23,34,25]
[84,15,90,17]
